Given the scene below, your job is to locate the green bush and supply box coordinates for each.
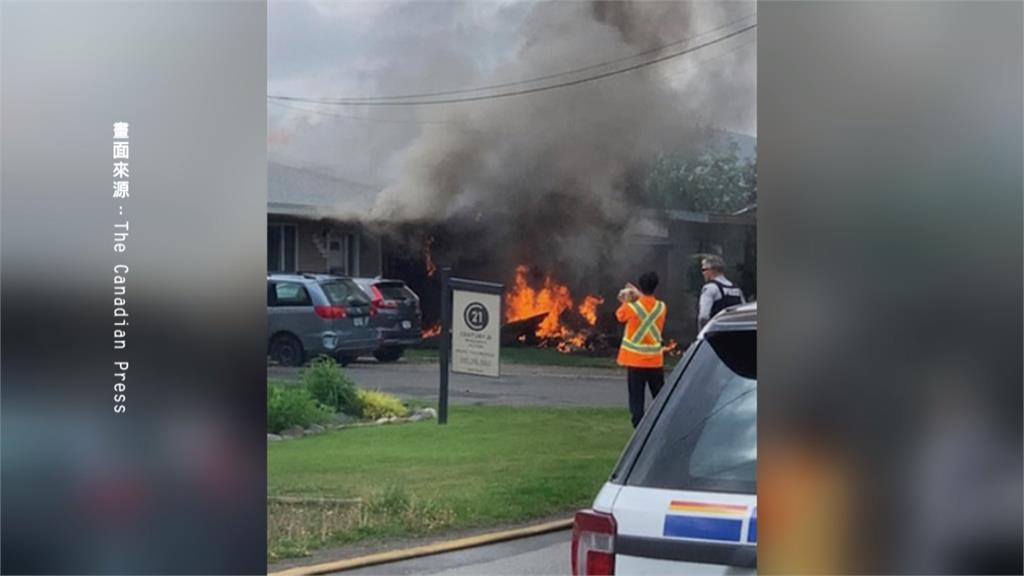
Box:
[267,383,332,433]
[356,389,409,420]
[302,356,360,415]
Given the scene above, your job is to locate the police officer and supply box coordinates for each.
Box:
[697,255,745,330]
[616,271,667,428]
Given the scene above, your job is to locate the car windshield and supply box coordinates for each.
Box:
[322,280,370,306]
[625,330,756,494]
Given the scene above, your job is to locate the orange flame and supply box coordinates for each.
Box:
[505,265,573,338]
[556,332,588,353]
[505,265,604,352]
[422,324,441,338]
[578,295,605,326]
[424,236,437,278]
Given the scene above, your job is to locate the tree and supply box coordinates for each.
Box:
[645,140,757,213]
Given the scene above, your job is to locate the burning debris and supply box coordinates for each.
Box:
[504,265,606,353]
[416,266,683,358]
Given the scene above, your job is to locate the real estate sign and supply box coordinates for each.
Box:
[451,289,501,378]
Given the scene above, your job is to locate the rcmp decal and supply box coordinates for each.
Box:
[662,500,748,542]
[747,506,757,543]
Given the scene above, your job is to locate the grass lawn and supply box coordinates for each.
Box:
[267,405,632,561]
[404,346,682,370]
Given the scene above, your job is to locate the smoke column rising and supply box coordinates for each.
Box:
[364,1,754,279]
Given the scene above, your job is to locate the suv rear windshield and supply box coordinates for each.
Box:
[625,330,756,494]
[374,282,416,301]
[321,280,370,306]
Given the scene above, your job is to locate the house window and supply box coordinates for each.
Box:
[327,231,359,276]
[268,223,297,272]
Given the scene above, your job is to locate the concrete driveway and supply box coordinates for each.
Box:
[268,360,630,407]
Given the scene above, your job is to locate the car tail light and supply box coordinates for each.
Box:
[314,305,347,319]
[572,509,616,576]
[371,286,400,309]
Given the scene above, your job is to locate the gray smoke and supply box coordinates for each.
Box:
[285,0,755,282]
[362,0,753,281]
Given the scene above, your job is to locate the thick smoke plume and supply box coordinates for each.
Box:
[357,0,754,283]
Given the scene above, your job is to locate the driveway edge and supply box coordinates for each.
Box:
[268,518,573,576]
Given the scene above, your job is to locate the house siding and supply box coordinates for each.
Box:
[268,215,380,277]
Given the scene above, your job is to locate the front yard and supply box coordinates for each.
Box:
[267,405,632,561]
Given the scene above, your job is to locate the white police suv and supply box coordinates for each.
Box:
[573,303,757,575]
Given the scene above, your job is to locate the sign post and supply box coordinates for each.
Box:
[438,268,503,425]
[439,268,451,425]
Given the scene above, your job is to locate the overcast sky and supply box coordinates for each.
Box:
[268,0,756,188]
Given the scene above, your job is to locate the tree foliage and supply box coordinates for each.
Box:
[645,141,757,213]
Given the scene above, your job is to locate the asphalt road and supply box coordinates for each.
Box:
[268,360,631,408]
[333,530,570,576]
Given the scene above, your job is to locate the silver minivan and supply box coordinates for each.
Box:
[267,274,380,366]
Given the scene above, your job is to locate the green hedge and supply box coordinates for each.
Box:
[267,383,332,434]
[302,356,361,415]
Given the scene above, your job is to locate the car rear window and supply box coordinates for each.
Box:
[625,330,756,494]
[374,282,416,301]
[321,280,370,305]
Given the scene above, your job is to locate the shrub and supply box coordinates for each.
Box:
[356,389,409,420]
[302,356,360,415]
[267,383,332,433]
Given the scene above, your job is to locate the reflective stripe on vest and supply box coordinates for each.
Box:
[623,300,664,354]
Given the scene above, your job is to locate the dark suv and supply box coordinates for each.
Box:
[352,277,422,362]
[267,274,379,366]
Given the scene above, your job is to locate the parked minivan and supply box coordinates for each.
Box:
[267,274,380,366]
[352,277,422,362]
[573,302,757,575]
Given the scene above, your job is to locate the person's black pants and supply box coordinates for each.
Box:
[627,367,665,428]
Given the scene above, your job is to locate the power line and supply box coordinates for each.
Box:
[269,99,467,126]
[279,12,755,104]
[269,22,756,107]
[270,37,755,126]
[660,37,756,82]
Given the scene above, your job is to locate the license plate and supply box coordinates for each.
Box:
[402,320,412,329]
[354,317,367,327]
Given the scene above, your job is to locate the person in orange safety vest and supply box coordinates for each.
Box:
[616,271,667,428]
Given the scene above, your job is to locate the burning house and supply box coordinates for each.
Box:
[372,204,754,352]
[269,0,756,352]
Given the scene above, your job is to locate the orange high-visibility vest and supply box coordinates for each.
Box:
[616,295,667,368]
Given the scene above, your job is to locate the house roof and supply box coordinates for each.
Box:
[268,161,379,219]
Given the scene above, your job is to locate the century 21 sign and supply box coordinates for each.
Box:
[451,290,501,378]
